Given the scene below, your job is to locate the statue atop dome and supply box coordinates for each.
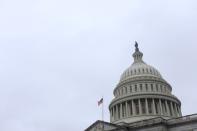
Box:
[135,41,139,51]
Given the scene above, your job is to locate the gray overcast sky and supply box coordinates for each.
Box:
[0,0,197,130]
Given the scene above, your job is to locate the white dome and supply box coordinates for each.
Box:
[119,43,162,82]
[109,42,182,124]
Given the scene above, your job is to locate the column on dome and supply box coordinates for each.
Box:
[139,99,142,115]
[111,108,113,121]
[174,103,178,117]
[155,99,160,114]
[120,103,123,119]
[122,102,125,118]
[129,100,132,116]
[112,107,114,121]
[132,99,136,115]
[114,106,116,120]
[113,106,116,120]
[170,102,174,117]
[116,105,118,120]
[177,105,182,116]
[159,99,163,115]
[125,101,128,117]
[165,100,170,116]
[145,98,149,115]
[173,102,177,117]
[152,98,156,115]
[110,108,112,121]
[127,101,130,116]
[110,109,111,122]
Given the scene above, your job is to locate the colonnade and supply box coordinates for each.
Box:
[110,98,182,122]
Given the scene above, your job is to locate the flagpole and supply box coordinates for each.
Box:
[102,96,104,122]
[102,96,104,131]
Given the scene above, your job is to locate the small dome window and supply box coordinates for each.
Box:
[125,87,127,94]
[150,69,152,73]
[130,86,132,93]
[151,84,153,91]
[156,84,158,91]
[135,85,137,92]
[145,84,148,91]
[146,68,148,73]
[140,84,143,91]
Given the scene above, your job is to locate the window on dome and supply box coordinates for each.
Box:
[111,108,113,116]
[130,86,132,93]
[142,68,145,73]
[160,85,163,92]
[125,87,127,94]
[138,69,140,73]
[140,84,143,91]
[156,84,158,92]
[151,84,153,91]
[135,85,137,92]
[145,84,148,91]
[164,87,166,93]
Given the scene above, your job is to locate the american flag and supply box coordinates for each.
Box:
[98,98,103,106]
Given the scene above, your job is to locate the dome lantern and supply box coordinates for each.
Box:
[132,41,144,63]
